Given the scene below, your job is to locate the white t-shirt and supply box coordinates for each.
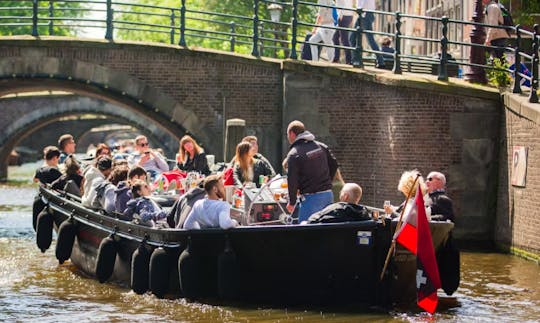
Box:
[183,198,238,229]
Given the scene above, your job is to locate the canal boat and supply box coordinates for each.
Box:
[33,185,456,307]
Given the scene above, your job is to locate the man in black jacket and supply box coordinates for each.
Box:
[425,171,455,222]
[307,183,370,223]
[285,120,338,222]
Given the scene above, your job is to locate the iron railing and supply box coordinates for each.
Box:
[0,0,538,103]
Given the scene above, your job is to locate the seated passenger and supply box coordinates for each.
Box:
[81,156,113,208]
[34,146,62,185]
[383,169,426,220]
[51,155,85,196]
[425,171,454,222]
[92,165,129,213]
[114,166,147,213]
[176,135,210,176]
[127,135,169,181]
[123,179,167,226]
[167,184,206,229]
[307,183,370,223]
[183,174,238,229]
[242,135,275,175]
[233,142,275,188]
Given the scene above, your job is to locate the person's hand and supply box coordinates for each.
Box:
[384,204,394,215]
[286,203,295,213]
[139,151,151,164]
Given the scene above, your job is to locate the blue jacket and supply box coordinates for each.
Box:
[123,197,167,223]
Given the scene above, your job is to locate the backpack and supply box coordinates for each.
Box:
[499,5,514,34]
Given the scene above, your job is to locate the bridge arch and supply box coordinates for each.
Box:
[0,94,185,179]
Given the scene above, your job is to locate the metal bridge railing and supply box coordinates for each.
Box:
[0,0,538,103]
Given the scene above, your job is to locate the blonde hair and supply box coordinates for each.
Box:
[177,135,202,164]
[235,142,253,180]
[397,169,426,197]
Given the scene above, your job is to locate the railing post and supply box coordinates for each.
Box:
[31,0,39,37]
[352,8,364,68]
[230,22,236,52]
[170,9,176,44]
[251,0,260,57]
[289,0,298,59]
[259,21,264,56]
[438,16,449,81]
[48,0,54,35]
[512,25,522,94]
[179,0,186,46]
[393,12,402,74]
[105,0,113,40]
[529,24,539,103]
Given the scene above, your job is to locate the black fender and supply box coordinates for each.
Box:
[149,247,169,298]
[95,236,117,283]
[131,243,150,295]
[55,218,77,264]
[32,196,46,232]
[437,233,460,296]
[178,245,199,299]
[36,209,53,253]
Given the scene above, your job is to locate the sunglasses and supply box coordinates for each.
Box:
[138,142,149,147]
[427,177,437,182]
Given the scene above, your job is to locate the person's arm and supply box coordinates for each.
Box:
[287,153,300,206]
[321,143,338,180]
[103,186,116,214]
[232,164,243,187]
[153,152,169,172]
[218,204,237,229]
[430,196,454,222]
[183,208,200,229]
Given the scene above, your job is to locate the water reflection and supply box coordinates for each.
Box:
[0,183,539,322]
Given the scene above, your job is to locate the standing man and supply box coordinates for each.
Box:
[484,0,508,60]
[349,0,385,68]
[285,120,338,222]
[57,134,76,164]
[128,135,169,180]
[425,171,454,222]
[332,0,354,64]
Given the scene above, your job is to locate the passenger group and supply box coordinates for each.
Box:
[35,121,454,230]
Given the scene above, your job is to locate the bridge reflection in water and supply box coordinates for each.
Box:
[0,181,539,322]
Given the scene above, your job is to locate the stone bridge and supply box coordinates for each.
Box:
[4,36,536,254]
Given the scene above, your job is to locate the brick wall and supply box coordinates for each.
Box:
[496,95,540,255]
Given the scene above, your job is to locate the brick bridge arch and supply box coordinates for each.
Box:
[0,94,182,178]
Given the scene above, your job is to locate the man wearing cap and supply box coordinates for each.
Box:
[183,174,238,229]
[81,156,113,208]
[285,120,338,223]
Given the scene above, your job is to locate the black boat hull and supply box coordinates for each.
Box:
[38,186,454,307]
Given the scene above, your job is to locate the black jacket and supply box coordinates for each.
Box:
[307,202,371,223]
[233,158,275,188]
[429,190,455,222]
[177,152,210,176]
[286,131,338,205]
[166,187,206,228]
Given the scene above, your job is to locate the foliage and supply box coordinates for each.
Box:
[486,56,511,90]
[0,0,88,36]
[500,0,540,28]
[112,0,318,57]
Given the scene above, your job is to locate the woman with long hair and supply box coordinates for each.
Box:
[176,135,210,175]
[233,142,274,188]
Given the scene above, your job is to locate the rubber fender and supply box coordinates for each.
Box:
[32,197,46,232]
[217,248,240,300]
[55,219,77,264]
[178,246,200,299]
[437,234,460,296]
[131,243,150,295]
[149,247,169,298]
[36,210,53,253]
[95,236,117,283]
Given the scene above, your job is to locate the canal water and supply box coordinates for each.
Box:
[1,165,539,322]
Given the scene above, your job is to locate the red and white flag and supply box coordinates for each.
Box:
[395,185,441,314]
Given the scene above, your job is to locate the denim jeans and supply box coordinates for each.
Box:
[349,12,384,66]
[298,190,334,223]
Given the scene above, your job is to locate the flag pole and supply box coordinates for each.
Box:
[379,174,420,281]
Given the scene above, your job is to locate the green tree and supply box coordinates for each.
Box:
[113,0,318,57]
[0,1,88,36]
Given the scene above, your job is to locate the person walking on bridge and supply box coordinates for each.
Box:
[285,120,338,223]
[350,0,385,68]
